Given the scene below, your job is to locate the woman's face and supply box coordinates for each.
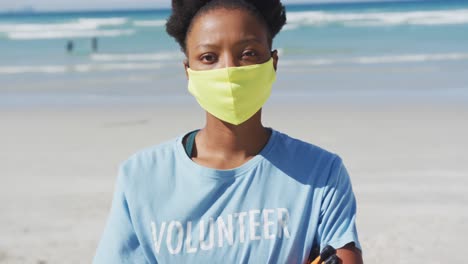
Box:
[185,8,278,71]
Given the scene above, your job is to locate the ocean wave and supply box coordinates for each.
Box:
[2,52,467,75]
[281,52,468,66]
[0,17,127,33]
[7,29,135,40]
[353,53,468,64]
[74,63,162,72]
[91,51,184,62]
[0,63,162,75]
[0,17,129,40]
[133,20,166,27]
[0,22,96,33]
[285,9,468,29]
[0,65,67,74]
[77,17,128,27]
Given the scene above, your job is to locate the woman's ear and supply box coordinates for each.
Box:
[271,50,279,71]
[183,59,189,79]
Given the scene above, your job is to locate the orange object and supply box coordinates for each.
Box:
[309,245,336,264]
[310,256,322,264]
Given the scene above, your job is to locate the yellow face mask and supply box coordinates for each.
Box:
[187,58,276,125]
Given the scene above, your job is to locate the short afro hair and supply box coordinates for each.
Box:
[166,0,287,52]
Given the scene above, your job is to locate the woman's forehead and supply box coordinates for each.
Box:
[186,8,269,48]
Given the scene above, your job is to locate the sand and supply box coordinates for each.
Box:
[1,100,467,263]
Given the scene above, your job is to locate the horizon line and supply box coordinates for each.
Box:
[0,0,431,16]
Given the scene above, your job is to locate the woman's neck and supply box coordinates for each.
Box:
[192,111,271,169]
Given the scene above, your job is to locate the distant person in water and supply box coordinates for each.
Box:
[66,40,73,54]
[92,37,98,53]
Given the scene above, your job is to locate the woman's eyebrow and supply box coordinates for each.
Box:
[195,37,264,49]
[195,43,219,50]
[236,37,264,46]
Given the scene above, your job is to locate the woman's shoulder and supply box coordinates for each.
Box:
[272,129,340,162]
[270,129,346,185]
[117,135,182,178]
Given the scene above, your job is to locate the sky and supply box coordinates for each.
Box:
[0,0,389,12]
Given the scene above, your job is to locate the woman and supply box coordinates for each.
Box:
[94,0,363,263]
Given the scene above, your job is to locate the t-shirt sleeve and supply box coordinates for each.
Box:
[317,156,361,252]
[93,166,149,264]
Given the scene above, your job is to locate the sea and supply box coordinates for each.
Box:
[1,0,468,107]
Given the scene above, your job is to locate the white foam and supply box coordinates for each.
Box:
[0,17,127,33]
[77,17,128,27]
[353,53,468,64]
[91,51,184,62]
[133,20,166,27]
[281,59,334,66]
[281,52,468,67]
[281,24,300,31]
[0,62,162,75]
[0,65,67,74]
[0,22,96,33]
[74,63,162,72]
[8,29,134,40]
[3,52,467,75]
[0,17,129,40]
[285,9,468,28]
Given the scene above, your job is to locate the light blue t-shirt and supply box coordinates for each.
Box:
[94,129,361,263]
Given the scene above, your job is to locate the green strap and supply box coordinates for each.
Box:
[185,130,199,158]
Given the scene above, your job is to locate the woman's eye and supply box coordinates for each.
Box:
[242,51,257,58]
[200,54,216,63]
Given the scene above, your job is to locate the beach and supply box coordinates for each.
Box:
[1,100,467,263]
[2,1,468,263]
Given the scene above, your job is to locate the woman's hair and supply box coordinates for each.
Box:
[166,0,287,52]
